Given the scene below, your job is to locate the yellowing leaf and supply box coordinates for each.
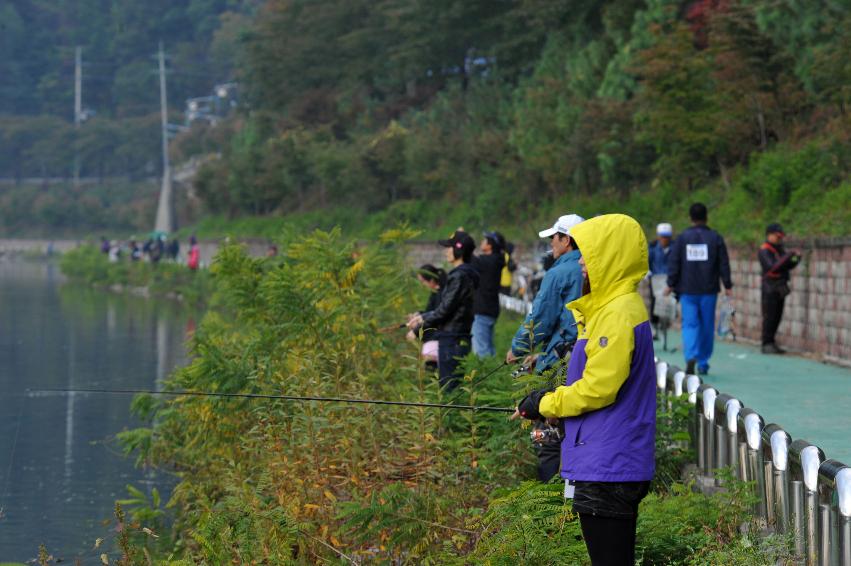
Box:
[323,490,337,502]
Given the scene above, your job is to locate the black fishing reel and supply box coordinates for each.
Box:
[510,364,532,379]
[530,423,562,446]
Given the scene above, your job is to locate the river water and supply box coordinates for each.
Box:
[0,260,193,562]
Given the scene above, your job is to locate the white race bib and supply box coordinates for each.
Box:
[686,243,709,261]
[564,479,575,499]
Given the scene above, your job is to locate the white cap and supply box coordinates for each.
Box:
[656,223,673,237]
[538,214,585,238]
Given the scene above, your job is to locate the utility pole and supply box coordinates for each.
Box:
[73,46,82,188]
[154,41,174,234]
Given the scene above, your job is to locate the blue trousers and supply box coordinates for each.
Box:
[680,294,717,372]
[471,314,497,357]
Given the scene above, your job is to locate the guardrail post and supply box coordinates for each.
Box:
[656,361,668,405]
[793,480,806,557]
[791,440,826,565]
[713,394,741,478]
[837,467,851,566]
[696,384,717,474]
[686,374,702,461]
[818,459,851,566]
[671,370,686,398]
[762,425,791,533]
[738,408,766,525]
[821,502,833,566]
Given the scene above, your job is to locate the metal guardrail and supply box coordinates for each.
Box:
[656,358,851,565]
[499,293,532,315]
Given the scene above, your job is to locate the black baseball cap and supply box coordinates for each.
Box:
[765,223,785,235]
[483,231,502,248]
[438,230,475,255]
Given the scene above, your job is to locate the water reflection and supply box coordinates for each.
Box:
[0,260,193,562]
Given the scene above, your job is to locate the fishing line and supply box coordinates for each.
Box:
[1,395,26,520]
[28,388,514,413]
[444,360,509,407]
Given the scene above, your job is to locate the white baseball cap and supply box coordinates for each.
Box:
[538,214,585,238]
[656,223,673,237]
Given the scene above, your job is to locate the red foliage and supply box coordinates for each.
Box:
[686,0,729,48]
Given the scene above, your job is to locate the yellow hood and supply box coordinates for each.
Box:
[567,214,648,318]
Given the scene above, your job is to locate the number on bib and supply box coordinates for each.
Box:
[686,243,709,261]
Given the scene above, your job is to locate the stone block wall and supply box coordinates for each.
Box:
[726,238,851,365]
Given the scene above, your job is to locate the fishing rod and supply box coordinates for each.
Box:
[28,387,515,414]
[444,360,509,406]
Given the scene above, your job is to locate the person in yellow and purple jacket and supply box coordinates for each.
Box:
[513,213,656,566]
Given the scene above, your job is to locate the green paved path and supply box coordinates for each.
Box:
[654,331,851,465]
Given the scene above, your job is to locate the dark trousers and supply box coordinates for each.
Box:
[536,440,561,482]
[761,290,786,345]
[579,513,638,565]
[437,335,470,391]
[573,480,649,566]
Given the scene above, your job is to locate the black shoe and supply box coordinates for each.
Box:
[761,343,785,355]
[686,359,696,375]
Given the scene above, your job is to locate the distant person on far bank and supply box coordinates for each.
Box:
[648,222,673,339]
[187,235,200,271]
[758,223,800,354]
[665,203,732,375]
[471,232,505,357]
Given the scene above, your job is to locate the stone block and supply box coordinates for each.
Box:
[790,321,804,337]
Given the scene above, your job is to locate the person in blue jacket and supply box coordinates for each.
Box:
[505,213,584,481]
[665,203,733,375]
[506,214,585,372]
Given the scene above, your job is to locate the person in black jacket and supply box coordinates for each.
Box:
[665,203,733,375]
[407,231,479,390]
[758,223,801,354]
[407,264,446,364]
[471,232,505,357]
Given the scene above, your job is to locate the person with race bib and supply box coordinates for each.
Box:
[665,203,733,375]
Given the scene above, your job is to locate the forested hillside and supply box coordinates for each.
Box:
[188,0,851,242]
[3,0,850,240]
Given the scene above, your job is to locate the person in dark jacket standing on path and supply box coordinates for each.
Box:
[407,231,479,390]
[758,223,800,354]
[666,203,733,375]
[513,214,656,565]
[471,232,505,357]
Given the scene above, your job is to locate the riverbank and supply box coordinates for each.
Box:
[59,246,213,307]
